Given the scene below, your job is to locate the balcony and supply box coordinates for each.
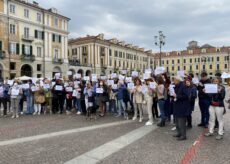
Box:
[53,58,63,64]
[21,54,35,62]
[69,60,92,67]
[0,51,6,59]
[22,35,34,42]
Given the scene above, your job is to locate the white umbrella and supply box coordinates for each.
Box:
[18,76,32,81]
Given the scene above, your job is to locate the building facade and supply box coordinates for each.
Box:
[0,0,70,79]
[155,41,230,77]
[68,34,154,76]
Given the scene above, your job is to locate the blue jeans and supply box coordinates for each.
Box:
[117,99,126,115]
[158,99,166,121]
[26,95,33,114]
[199,98,210,126]
[109,99,117,113]
[75,98,82,113]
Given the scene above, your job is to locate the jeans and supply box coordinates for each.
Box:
[26,95,33,114]
[66,98,72,112]
[75,98,82,113]
[117,99,126,116]
[158,99,166,122]
[199,98,210,125]
[109,99,117,113]
[0,97,7,115]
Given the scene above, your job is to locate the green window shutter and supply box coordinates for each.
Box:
[22,44,25,55]
[16,43,20,54]
[59,35,61,43]
[30,45,33,55]
[42,31,44,40]
[52,34,55,42]
[35,30,38,38]
[0,41,2,51]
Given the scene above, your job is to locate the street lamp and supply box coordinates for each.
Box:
[155,31,166,66]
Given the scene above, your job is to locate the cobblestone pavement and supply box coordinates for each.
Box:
[0,88,229,164]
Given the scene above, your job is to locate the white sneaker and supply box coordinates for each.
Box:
[171,127,176,131]
[145,121,153,126]
[132,117,137,121]
[20,112,23,115]
[16,115,19,118]
[11,116,15,119]
[139,119,143,123]
[38,112,41,115]
[33,112,37,115]
[77,111,81,115]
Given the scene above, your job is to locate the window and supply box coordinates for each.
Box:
[210,65,212,69]
[10,24,16,34]
[109,49,112,56]
[172,60,174,64]
[54,17,58,27]
[47,15,50,26]
[24,45,30,55]
[203,65,205,70]
[217,57,220,62]
[37,74,42,78]
[225,56,229,61]
[196,65,198,70]
[178,66,180,71]
[24,9,29,18]
[172,66,174,71]
[37,64,42,71]
[190,58,192,63]
[177,59,180,63]
[37,13,42,22]
[114,51,118,57]
[37,47,42,57]
[225,64,228,69]
[10,62,16,70]
[119,52,122,58]
[217,64,220,70]
[184,66,186,70]
[35,30,44,40]
[162,60,164,65]
[24,27,29,38]
[52,34,61,43]
[166,60,169,65]
[10,4,15,13]
[109,58,112,66]
[9,43,17,54]
[54,49,59,59]
[184,59,186,63]
[190,66,192,71]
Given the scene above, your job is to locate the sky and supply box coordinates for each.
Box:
[37,0,230,52]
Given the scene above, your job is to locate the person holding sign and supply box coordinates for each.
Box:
[197,72,211,128]
[73,84,82,115]
[52,79,65,114]
[9,81,23,118]
[0,80,10,116]
[33,81,45,115]
[205,77,226,140]
[43,79,52,114]
[24,80,34,115]
[172,76,190,141]
[96,80,108,117]
[65,83,74,115]
[115,81,127,119]
[131,78,144,122]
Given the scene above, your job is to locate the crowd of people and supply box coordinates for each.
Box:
[0,71,229,141]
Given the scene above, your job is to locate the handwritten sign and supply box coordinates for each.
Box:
[149,82,156,89]
[143,73,151,80]
[11,89,20,96]
[155,67,165,75]
[55,85,63,91]
[7,80,14,86]
[66,87,73,92]
[107,80,114,86]
[128,83,135,89]
[91,74,98,82]
[145,69,152,74]
[67,71,72,76]
[111,73,117,79]
[83,76,90,81]
[43,84,50,89]
[131,71,138,77]
[141,86,148,94]
[31,86,39,92]
[75,73,81,79]
[125,77,132,83]
[96,88,103,94]
[169,84,175,96]
[177,70,185,77]
[112,84,118,90]
[22,84,30,89]
[121,70,127,75]
[204,84,218,94]
[119,75,125,81]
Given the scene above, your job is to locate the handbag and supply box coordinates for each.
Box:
[35,95,45,104]
[211,101,220,107]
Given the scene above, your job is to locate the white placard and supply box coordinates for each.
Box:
[55,73,61,79]
[11,89,19,96]
[67,71,72,76]
[119,75,125,81]
[177,70,185,77]
[22,84,30,89]
[7,80,14,86]
[143,73,151,80]
[204,84,218,94]
[51,82,56,87]
[91,74,98,82]
[96,88,103,94]
[121,70,127,75]
[155,67,165,75]
[66,87,73,92]
[128,83,135,89]
[31,86,39,92]
[125,77,132,83]
[192,78,199,84]
[145,69,152,74]
[84,76,90,81]
[101,76,107,80]
[107,80,114,86]
[43,84,50,89]
[111,73,117,79]
[75,73,82,79]
[149,82,156,89]
[55,85,63,91]
[141,86,148,94]
[169,84,175,96]
[131,71,139,77]
[32,78,37,84]
[112,84,118,90]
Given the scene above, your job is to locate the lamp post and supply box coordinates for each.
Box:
[155,31,166,67]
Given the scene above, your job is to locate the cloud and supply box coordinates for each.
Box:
[37,0,230,51]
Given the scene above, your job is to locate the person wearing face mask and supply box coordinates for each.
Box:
[24,80,33,115]
[205,77,226,140]
[0,80,9,117]
[8,81,23,118]
[33,81,45,115]
[52,79,65,114]
[96,80,108,117]
[115,80,127,118]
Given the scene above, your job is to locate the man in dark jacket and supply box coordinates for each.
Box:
[197,72,211,128]
[172,76,190,141]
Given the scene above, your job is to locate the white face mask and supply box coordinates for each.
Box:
[14,83,18,86]
[100,83,103,86]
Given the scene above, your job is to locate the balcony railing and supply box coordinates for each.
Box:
[69,60,92,67]
[0,51,6,59]
[53,58,63,64]
[22,35,34,42]
[21,54,35,62]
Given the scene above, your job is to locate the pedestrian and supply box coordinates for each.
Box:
[205,77,226,140]
[24,80,34,114]
[116,80,127,118]
[0,80,9,117]
[172,76,190,141]
[144,78,154,126]
[52,79,65,114]
[33,81,45,115]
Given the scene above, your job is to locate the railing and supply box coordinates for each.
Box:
[53,58,63,64]
[21,54,35,62]
[0,51,6,59]
[22,35,34,41]
[69,60,92,67]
